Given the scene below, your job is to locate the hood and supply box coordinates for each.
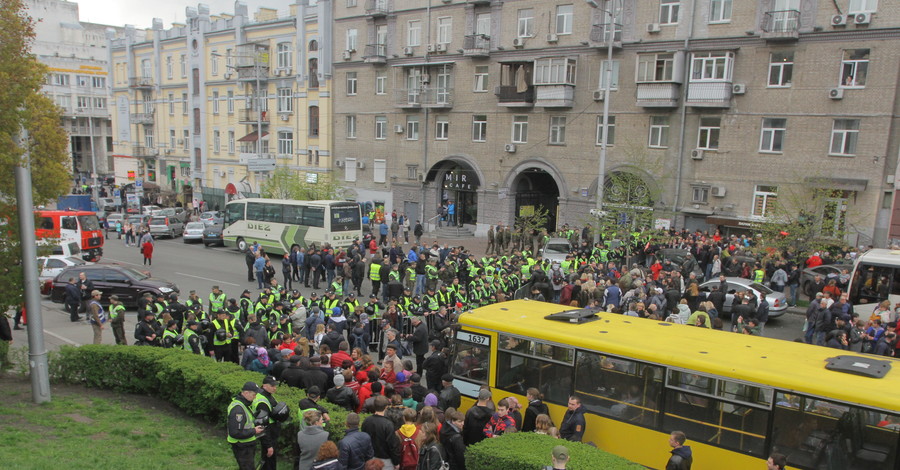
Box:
[399,423,418,438]
[301,425,326,436]
[672,446,692,459]
[470,405,492,420]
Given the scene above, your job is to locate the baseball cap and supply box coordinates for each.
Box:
[109,295,119,301]
[91,290,102,296]
[262,375,279,386]
[552,445,569,461]
[242,381,260,392]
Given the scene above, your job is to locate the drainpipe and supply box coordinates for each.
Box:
[421,0,433,227]
[673,0,698,222]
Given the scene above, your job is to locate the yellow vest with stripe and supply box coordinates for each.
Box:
[369,263,381,281]
[226,399,257,444]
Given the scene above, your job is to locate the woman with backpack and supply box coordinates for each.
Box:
[416,422,447,470]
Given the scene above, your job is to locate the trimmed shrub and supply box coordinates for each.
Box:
[465,432,643,470]
[53,345,365,457]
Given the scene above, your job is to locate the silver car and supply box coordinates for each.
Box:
[540,238,573,265]
[148,216,184,238]
[183,222,206,243]
[698,276,788,318]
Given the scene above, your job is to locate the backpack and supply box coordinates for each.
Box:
[398,428,420,470]
[417,443,449,470]
[551,269,563,285]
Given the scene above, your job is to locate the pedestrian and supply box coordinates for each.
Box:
[227,382,265,470]
[338,412,374,470]
[87,290,106,344]
[254,253,267,289]
[402,216,410,244]
[462,389,494,446]
[439,409,465,470]
[251,376,281,470]
[0,308,12,370]
[522,388,549,432]
[665,431,693,470]
[361,395,402,470]
[766,453,787,470]
[544,445,570,470]
[141,237,154,265]
[298,409,330,470]
[413,221,423,246]
[108,295,127,345]
[415,422,444,470]
[64,277,82,322]
[76,271,94,315]
[283,253,293,290]
[312,441,341,470]
[245,249,257,282]
[559,396,586,442]
[447,201,456,226]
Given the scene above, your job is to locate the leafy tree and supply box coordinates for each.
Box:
[514,205,549,254]
[0,0,71,310]
[260,167,344,201]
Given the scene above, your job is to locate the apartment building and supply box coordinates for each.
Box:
[332,0,900,245]
[26,0,123,188]
[109,1,333,206]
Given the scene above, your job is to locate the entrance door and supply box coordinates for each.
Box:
[404,201,420,225]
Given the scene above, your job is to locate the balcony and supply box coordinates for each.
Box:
[761,10,800,41]
[534,84,574,108]
[364,44,387,64]
[128,77,154,89]
[237,66,270,81]
[494,85,534,107]
[636,82,680,107]
[463,35,491,57]
[238,109,270,124]
[132,145,158,157]
[686,82,732,108]
[129,112,155,125]
[393,88,453,109]
[364,0,391,17]
[588,23,623,49]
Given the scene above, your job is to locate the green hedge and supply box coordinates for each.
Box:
[465,432,643,470]
[54,345,363,456]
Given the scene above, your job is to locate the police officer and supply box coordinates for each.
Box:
[183,320,203,354]
[251,376,280,470]
[161,320,180,348]
[134,310,160,346]
[108,295,127,345]
[212,310,238,363]
[209,285,227,315]
[167,293,187,330]
[227,382,265,470]
[238,289,254,325]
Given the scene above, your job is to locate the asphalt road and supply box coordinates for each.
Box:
[13,233,810,350]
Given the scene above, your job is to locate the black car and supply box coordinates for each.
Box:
[202,223,224,247]
[49,264,179,308]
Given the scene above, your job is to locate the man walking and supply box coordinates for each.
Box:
[665,431,693,470]
[560,396,586,442]
[361,395,401,469]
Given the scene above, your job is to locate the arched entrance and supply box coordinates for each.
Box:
[426,159,482,226]
[512,168,560,232]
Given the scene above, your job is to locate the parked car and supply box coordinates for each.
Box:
[142,205,161,216]
[38,255,90,295]
[183,222,206,243]
[148,216,184,238]
[199,211,222,225]
[698,276,788,318]
[202,222,224,247]
[127,215,151,231]
[97,197,117,212]
[800,264,844,297]
[646,248,691,268]
[540,238,572,265]
[49,264,179,307]
[106,213,125,234]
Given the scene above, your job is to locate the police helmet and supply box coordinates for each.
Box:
[270,402,290,422]
[174,334,185,346]
[215,328,227,341]
[169,293,179,302]
[199,319,211,329]
[253,408,269,426]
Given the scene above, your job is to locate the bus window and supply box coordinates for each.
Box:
[39,217,54,230]
[496,336,573,405]
[851,264,895,305]
[573,351,662,427]
[772,393,898,470]
[283,205,304,225]
[225,202,245,225]
[247,202,267,221]
[261,203,283,223]
[77,215,100,231]
[451,340,490,383]
[331,205,361,232]
[302,207,325,228]
[61,217,78,231]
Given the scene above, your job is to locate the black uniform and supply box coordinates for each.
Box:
[252,389,279,470]
[134,318,160,346]
[227,393,259,470]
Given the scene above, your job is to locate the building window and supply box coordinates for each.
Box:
[346,115,357,138]
[141,59,152,78]
[406,116,420,140]
[166,56,173,79]
[596,116,616,146]
[169,129,176,149]
[228,130,235,153]
[474,66,489,92]
[752,185,778,217]
[76,95,90,109]
[534,58,577,85]
[277,88,293,113]
[849,0,878,13]
[168,93,175,115]
[760,118,787,153]
[407,165,418,180]
[660,0,680,25]
[183,130,190,150]
[276,43,292,69]
[344,157,357,182]
[436,116,449,140]
[347,0,357,7]
[512,116,528,143]
[691,52,733,81]
[182,93,188,115]
[52,73,69,86]
[309,106,319,137]
[517,9,534,37]
[697,117,721,149]
[472,115,487,142]
[649,116,670,148]
[212,91,219,114]
[407,20,421,46]
[92,76,106,88]
[555,5,573,34]
[210,52,218,76]
[213,130,221,153]
[227,90,234,114]
[374,159,387,183]
[144,127,154,148]
[226,49,233,68]
[599,60,620,90]
[437,17,452,44]
[830,119,860,156]
[549,116,567,145]
[709,0,732,22]
[692,185,710,204]
[76,75,90,87]
[375,74,386,95]
[180,55,186,78]
[346,29,358,51]
[840,49,869,88]
[346,72,358,95]
[278,131,293,155]
[637,53,675,82]
[768,52,793,87]
[309,58,319,88]
[55,95,70,110]
[375,116,387,140]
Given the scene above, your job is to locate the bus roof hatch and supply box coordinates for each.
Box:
[825,355,892,379]
[544,307,601,324]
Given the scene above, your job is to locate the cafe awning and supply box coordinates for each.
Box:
[237,131,269,142]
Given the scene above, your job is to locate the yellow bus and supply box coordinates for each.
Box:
[449,300,899,470]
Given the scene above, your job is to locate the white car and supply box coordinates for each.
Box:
[183,222,206,243]
[38,255,91,294]
[142,205,161,216]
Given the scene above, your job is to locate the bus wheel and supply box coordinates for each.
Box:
[236,237,248,252]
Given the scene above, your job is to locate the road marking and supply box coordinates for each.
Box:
[103,257,145,267]
[43,329,81,346]
[175,273,240,287]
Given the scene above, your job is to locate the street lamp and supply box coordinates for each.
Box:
[585,0,616,215]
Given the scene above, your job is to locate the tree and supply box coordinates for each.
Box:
[0,0,72,311]
[514,206,549,254]
[260,167,344,201]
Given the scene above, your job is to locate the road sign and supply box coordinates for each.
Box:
[114,190,120,197]
[135,178,143,188]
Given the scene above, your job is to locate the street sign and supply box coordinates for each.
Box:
[114,189,120,197]
[247,158,276,172]
[135,178,143,188]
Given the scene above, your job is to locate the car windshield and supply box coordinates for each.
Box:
[149,217,166,225]
[77,215,100,231]
[749,282,774,294]
[122,267,149,280]
[65,257,85,265]
[186,222,205,229]
[200,212,217,219]
[544,243,570,254]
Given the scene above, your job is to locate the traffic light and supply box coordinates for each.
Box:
[148,170,156,182]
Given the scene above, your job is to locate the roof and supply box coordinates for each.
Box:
[227,198,356,206]
[459,300,900,412]
[855,249,900,267]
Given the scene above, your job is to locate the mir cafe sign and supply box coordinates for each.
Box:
[443,171,477,191]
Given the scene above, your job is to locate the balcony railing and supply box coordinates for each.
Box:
[494,85,535,106]
[235,43,269,68]
[761,10,800,41]
[589,23,623,48]
[534,84,575,108]
[132,145,158,157]
[238,109,270,124]
[686,81,732,107]
[463,34,491,57]
[364,44,387,64]
[635,82,680,107]
[128,76,154,88]
[130,112,155,125]
[364,0,391,16]
[237,66,270,81]
[393,88,453,108]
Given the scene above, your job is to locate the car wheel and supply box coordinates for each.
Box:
[236,237,248,252]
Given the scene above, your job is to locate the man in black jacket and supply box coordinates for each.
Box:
[406,316,429,376]
[227,382,264,470]
[134,311,160,346]
[326,373,359,411]
[463,389,493,446]
[422,341,448,391]
[560,396,586,442]
[361,395,401,468]
[338,413,374,470]
[440,409,466,470]
[438,374,461,411]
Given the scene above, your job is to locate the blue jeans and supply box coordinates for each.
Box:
[415,274,426,296]
[804,322,815,343]
[788,284,798,306]
[326,268,335,285]
[256,271,264,289]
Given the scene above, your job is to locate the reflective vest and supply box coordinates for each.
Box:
[162,329,178,348]
[344,299,360,314]
[369,263,381,281]
[212,319,236,346]
[109,304,125,321]
[405,267,416,282]
[389,270,400,282]
[323,298,341,314]
[753,269,765,283]
[185,298,202,310]
[437,290,452,307]
[226,399,257,444]
[424,294,439,311]
[153,301,167,315]
[251,392,275,424]
[425,265,438,280]
[183,329,199,353]
[209,293,226,312]
[365,302,381,319]
[254,302,271,323]
[331,280,344,296]
[89,300,106,324]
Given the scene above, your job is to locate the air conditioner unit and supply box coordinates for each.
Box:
[504,144,517,153]
[732,83,746,95]
[831,14,848,26]
[546,33,559,43]
[436,43,447,52]
[417,173,426,182]
[829,88,844,100]
[394,125,404,133]
[711,185,726,197]
[512,37,526,48]
[426,44,435,53]
[224,72,232,79]
[647,23,661,33]
[275,69,284,77]
[592,90,605,101]
[280,113,290,121]
[403,47,414,56]
[420,74,431,84]
[335,160,344,168]
[691,149,704,160]
[342,50,351,60]
[356,161,366,169]
[854,13,872,25]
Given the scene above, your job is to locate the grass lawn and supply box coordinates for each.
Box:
[0,376,238,469]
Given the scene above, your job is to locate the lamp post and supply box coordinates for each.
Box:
[586,0,616,214]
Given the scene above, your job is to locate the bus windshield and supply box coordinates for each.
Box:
[77,215,100,231]
[331,205,361,232]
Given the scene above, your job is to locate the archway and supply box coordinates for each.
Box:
[512,168,560,232]
[426,158,483,226]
